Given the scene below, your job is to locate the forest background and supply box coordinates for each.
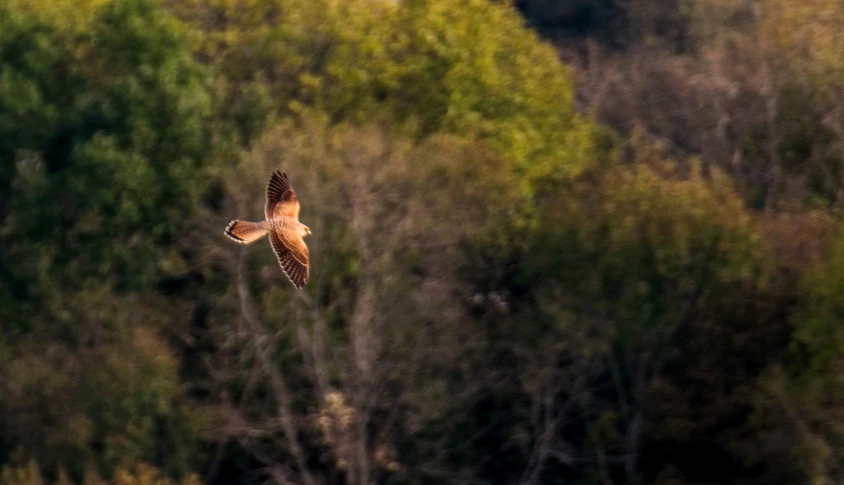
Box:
[2,0,844,484]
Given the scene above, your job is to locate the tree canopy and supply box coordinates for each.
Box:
[2,1,844,485]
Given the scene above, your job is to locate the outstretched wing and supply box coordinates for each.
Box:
[265,170,300,220]
[269,229,309,289]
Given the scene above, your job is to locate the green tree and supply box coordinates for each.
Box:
[0,290,208,481]
[169,0,610,193]
[194,117,530,485]
[0,0,217,479]
[1,0,217,312]
[748,226,844,485]
[525,143,776,483]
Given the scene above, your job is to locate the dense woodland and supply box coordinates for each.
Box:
[2,0,844,484]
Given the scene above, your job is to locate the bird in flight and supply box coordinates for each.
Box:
[224,171,311,288]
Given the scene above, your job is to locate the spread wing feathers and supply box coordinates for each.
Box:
[265,170,300,220]
[224,220,267,244]
[269,230,309,289]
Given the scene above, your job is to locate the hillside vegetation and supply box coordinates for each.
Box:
[1,1,843,484]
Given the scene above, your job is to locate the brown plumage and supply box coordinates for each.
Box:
[224,171,311,288]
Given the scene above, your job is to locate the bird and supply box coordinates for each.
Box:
[224,170,311,288]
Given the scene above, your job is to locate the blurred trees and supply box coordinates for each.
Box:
[544,0,844,482]
[0,0,218,481]
[747,228,844,485]
[524,144,784,484]
[0,459,201,485]
[168,0,611,190]
[571,0,844,209]
[194,118,528,485]
[2,0,844,485]
[0,0,218,306]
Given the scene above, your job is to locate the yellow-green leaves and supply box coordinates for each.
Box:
[173,0,605,191]
[794,228,844,372]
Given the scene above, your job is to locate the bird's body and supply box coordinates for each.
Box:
[224,171,311,288]
[264,216,309,237]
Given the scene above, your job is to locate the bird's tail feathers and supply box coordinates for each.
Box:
[224,220,267,244]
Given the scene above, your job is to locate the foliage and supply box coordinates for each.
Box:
[794,230,844,373]
[1,0,219,314]
[194,118,529,484]
[170,0,609,190]
[0,0,216,480]
[0,459,201,485]
[573,0,844,209]
[0,290,208,481]
[2,0,844,484]
[526,144,780,482]
[746,228,844,485]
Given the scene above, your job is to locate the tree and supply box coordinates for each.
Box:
[525,143,775,483]
[168,0,610,193]
[749,226,844,485]
[569,0,844,209]
[0,0,218,479]
[193,117,529,485]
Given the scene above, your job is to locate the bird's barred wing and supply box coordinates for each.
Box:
[269,229,309,289]
[265,170,300,220]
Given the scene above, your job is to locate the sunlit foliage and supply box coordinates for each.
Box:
[2,0,844,484]
[0,0,216,480]
[0,459,201,485]
[170,0,609,189]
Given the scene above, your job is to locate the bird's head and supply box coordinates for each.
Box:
[304,225,312,236]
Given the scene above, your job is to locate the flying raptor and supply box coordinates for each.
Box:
[224,171,311,288]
